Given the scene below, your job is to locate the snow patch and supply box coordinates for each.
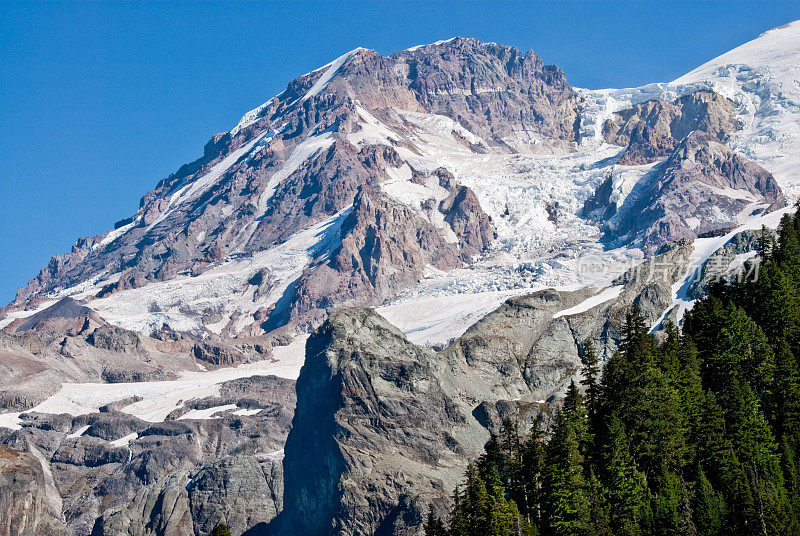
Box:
[67,424,90,438]
[177,404,238,421]
[110,433,138,448]
[552,286,624,319]
[299,48,363,103]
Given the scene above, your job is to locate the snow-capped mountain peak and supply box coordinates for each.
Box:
[3,27,798,351]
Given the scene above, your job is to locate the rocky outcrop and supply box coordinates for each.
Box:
[188,455,283,536]
[11,297,96,334]
[0,445,66,536]
[392,38,580,149]
[245,142,401,251]
[88,325,142,353]
[1,374,296,536]
[604,90,740,165]
[274,309,470,536]
[439,185,496,259]
[598,131,785,254]
[276,186,463,329]
[192,341,244,367]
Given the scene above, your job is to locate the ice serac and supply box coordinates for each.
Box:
[599,131,785,254]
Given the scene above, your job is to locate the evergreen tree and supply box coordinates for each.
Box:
[542,406,592,536]
[757,225,776,262]
[693,467,726,536]
[586,468,612,536]
[450,486,470,536]
[521,419,546,526]
[603,415,647,536]
[581,340,602,443]
[210,524,232,536]
[650,468,689,536]
[424,510,448,536]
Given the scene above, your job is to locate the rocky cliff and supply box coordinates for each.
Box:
[270,240,693,535]
[603,90,740,165]
[0,445,66,536]
[589,131,785,254]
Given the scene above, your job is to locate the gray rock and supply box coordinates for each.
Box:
[88,325,142,354]
[275,309,468,536]
[14,297,95,334]
[188,455,282,536]
[0,445,67,536]
[686,228,769,299]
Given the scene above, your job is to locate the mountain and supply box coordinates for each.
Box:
[0,20,799,536]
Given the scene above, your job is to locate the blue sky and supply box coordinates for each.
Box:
[1,1,798,305]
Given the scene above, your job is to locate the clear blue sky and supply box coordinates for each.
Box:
[1,1,798,304]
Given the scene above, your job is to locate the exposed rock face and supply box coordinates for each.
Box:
[12,297,96,334]
[100,471,195,536]
[596,131,785,254]
[192,341,244,367]
[0,445,66,536]
[245,142,400,251]
[0,374,295,536]
[603,90,740,165]
[439,185,496,258]
[188,455,283,536]
[88,325,142,354]
[278,186,463,329]
[274,310,469,536]
[391,38,580,149]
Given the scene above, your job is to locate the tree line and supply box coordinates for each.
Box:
[426,207,800,536]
